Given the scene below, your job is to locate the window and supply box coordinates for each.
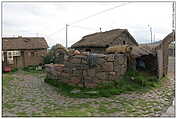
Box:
[85,49,91,52]
[123,41,126,45]
[8,52,11,55]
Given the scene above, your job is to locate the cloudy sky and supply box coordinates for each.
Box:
[2,2,173,48]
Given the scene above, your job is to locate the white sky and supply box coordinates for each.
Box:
[2,2,173,48]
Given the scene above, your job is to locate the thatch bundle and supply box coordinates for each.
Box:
[106,45,132,54]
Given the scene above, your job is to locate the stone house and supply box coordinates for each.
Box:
[134,32,175,78]
[2,36,49,69]
[71,29,138,53]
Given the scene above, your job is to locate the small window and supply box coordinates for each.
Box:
[8,52,11,55]
[106,45,109,48]
[85,49,91,52]
[123,41,126,45]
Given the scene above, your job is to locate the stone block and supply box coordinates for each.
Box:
[103,62,113,72]
[96,72,106,80]
[83,70,88,76]
[114,54,126,65]
[72,70,82,76]
[81,58,88,64]
[87,69,95,77]
[70,58,82,64]
[120,67,127,75]
[96,58,106,65]
[95,54,106,58]
[61,72,70,78]
[95,65,104,72]
[106,54,115,62]
[113,64,121,72]
[109,71,116,76]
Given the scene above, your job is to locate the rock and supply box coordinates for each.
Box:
[95,65,104,72]
[109,72,116,75]
[96,58,106,65]
[120,67,127,75]
[95,54,106,58]
[106,54,114,62]
[87,69,95,77]
[70,89,80,94]
[70,57,81,64]
[83,70,88,76]
[72,70,81,76]
[84,91,98,94]
[61,72,70,78]
[96,72,106,80]
[103,62,113,72]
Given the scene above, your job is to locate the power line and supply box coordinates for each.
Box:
[47,3,128,37]
[70,2,129,25]
[47,27,65,37]
[46,3,129,46]
[70,25,98,31]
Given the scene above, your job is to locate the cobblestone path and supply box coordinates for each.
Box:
[2,69,174,117]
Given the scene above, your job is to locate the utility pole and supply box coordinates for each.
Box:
[148,25,153,43]
[150,27,152,43]
[172,2,176,32]
[66,24,68,48]
[100,27,102,32]
[154,33,155,42]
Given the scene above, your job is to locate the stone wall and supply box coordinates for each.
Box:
[45,53,127,88]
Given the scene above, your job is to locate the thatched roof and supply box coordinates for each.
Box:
[131,46,156,58]
[2,36,49,51]
[71,29,138,48]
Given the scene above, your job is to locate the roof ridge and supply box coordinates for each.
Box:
[83,28,126,38]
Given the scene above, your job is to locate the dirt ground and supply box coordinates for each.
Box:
[2,57,175,117]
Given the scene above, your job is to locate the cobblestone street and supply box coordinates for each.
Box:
[2,57,175,117]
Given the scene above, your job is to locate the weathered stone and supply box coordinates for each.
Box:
[70,58,81,64]
[106,54,114,61]
[83,70,87,76]
[81,58,87,64]
[96,58,106,65]
[70,89,80,94]
[84,76,95,83]
[120,67,127,75]
[103,62,113,72]
[61,72,70,78]
[95,54,106,58]
[96,72,106,80]
[116,55,126,65]
[84,91,98,94]
[109,72,116,75]
[87,69,95,77]
[95,65,104,72]
[72,70,81,76]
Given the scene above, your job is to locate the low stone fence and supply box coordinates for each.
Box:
[45,53,127,88]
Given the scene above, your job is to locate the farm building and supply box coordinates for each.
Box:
[2,36,49,69]
[71,29,138,53]
[136,32,175,78]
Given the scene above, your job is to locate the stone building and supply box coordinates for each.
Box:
[2,36,49,69]
[135,32,175,78]
[71,29,138,53]
[45,53,128,88]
